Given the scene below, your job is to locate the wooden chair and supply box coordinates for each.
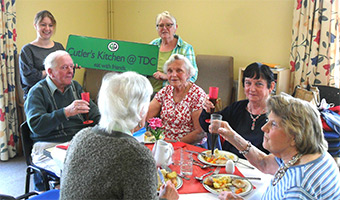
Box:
[195,55,234,108]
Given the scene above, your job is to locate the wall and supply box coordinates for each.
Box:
[112,0,295,80]
[16,0,108,85]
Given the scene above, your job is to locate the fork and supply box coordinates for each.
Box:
[194,170,214,181]
[193,160,212,169]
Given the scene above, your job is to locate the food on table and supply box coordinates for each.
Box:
[157,169,178,190]
[144,131,164,143]
[202,149,235,164]
[203,175,248,194]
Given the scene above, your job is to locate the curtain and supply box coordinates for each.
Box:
[0,0,18,161]
[289,0,340,91]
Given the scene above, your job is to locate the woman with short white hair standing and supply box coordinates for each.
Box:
[60,72,179,200]
[149,11,198,93]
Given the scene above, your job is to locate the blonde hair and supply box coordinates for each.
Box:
[267,93,327,155]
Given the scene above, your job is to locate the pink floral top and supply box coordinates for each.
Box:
[155,83,207,141]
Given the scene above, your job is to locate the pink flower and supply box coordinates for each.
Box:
[148,117,163,129]
[147,117,164,140]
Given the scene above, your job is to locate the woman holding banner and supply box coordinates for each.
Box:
[19,10,64,99]
[149,11,198,93]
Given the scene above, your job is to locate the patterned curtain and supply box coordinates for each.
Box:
[0,0,18,161]
[289,0,340,91]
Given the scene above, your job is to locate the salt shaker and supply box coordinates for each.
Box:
[225,159,235,174]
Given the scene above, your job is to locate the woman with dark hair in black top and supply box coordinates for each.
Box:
[199,62,275,158]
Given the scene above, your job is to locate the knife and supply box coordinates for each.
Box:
[158,168,166,185]
[213,166,221,175]
[161,164,190,180]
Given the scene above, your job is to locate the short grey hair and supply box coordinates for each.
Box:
[156,11,177,27]
[98,71,153,133]
[163,54,196,80]
[44,50,70,71]
[266,93,327,155]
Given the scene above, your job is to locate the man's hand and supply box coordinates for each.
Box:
[64,100,90,118]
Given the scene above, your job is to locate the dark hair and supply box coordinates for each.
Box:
[34,10,56,27]
[242,62,275,89]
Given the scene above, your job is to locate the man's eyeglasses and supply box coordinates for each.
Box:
[59,65,74,71]
[156,23,174,29]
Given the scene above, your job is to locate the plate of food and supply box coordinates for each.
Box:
[197,149,238,167]
[157,169,183,191]
[203,174,253,196]
[144,131,164,143]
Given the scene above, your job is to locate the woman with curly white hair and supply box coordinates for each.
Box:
[60,71,178,200]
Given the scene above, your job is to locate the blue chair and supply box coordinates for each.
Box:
[0,189,59,200]
[20,122,60,194]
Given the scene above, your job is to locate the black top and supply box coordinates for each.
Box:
[199,100,269,158]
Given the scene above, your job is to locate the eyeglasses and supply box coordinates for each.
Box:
[156,23,174,29]
[59,65,74,71]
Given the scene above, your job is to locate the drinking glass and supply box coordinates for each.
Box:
[210,114,222,155]
[81,92,93,124]
[209,87,219,113]
[172,147,182,166]
[205,87,219,123]
[180,151,193,176]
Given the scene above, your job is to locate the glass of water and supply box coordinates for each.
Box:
[180,151,193,176]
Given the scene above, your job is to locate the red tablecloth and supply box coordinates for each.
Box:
[146,141,246,194]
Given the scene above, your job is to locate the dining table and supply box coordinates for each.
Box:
[45,134,273,200]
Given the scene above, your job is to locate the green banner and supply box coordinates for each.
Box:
[66,35,159,75]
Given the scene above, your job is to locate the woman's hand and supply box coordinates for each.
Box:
[218,191,243,200]
[159,180,179,200]
[202,97,215,113]
[209,120,235,140]
[153,71,167,80]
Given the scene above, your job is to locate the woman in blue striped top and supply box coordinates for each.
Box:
[216,93,340,200]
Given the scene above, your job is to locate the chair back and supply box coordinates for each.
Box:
[83,68,115,103]
[20,121,34,166]
[195,55,234,108]
[316,85,340,106]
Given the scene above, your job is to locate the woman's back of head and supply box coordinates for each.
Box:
[98,71,153,133]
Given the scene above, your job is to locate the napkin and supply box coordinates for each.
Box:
[56,143,69,150]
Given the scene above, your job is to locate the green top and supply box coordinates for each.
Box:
[148,51,172,92]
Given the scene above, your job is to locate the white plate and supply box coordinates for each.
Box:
[144,133,164,144]
[197,150,238,167]
[157,176,183,192]
[176,176,183,190]
[202,174,253,197]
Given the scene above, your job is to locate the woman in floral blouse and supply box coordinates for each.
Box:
[147,54,207,144]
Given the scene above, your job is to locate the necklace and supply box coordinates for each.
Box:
[248,105,265,130]
[272,153,302,186]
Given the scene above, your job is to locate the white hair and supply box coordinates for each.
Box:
[44,50,70,71]
[156,11,177,27]
[98,71,153,133]
[163,54,196,80]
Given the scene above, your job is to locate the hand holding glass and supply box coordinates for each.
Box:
[210,114,222,155]
[205,87,219,123]
[81,92,93,124]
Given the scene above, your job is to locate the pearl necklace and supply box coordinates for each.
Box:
[248,105,266,131]
[272,153,302,186]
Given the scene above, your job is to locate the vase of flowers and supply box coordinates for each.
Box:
[147,117,164,141]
